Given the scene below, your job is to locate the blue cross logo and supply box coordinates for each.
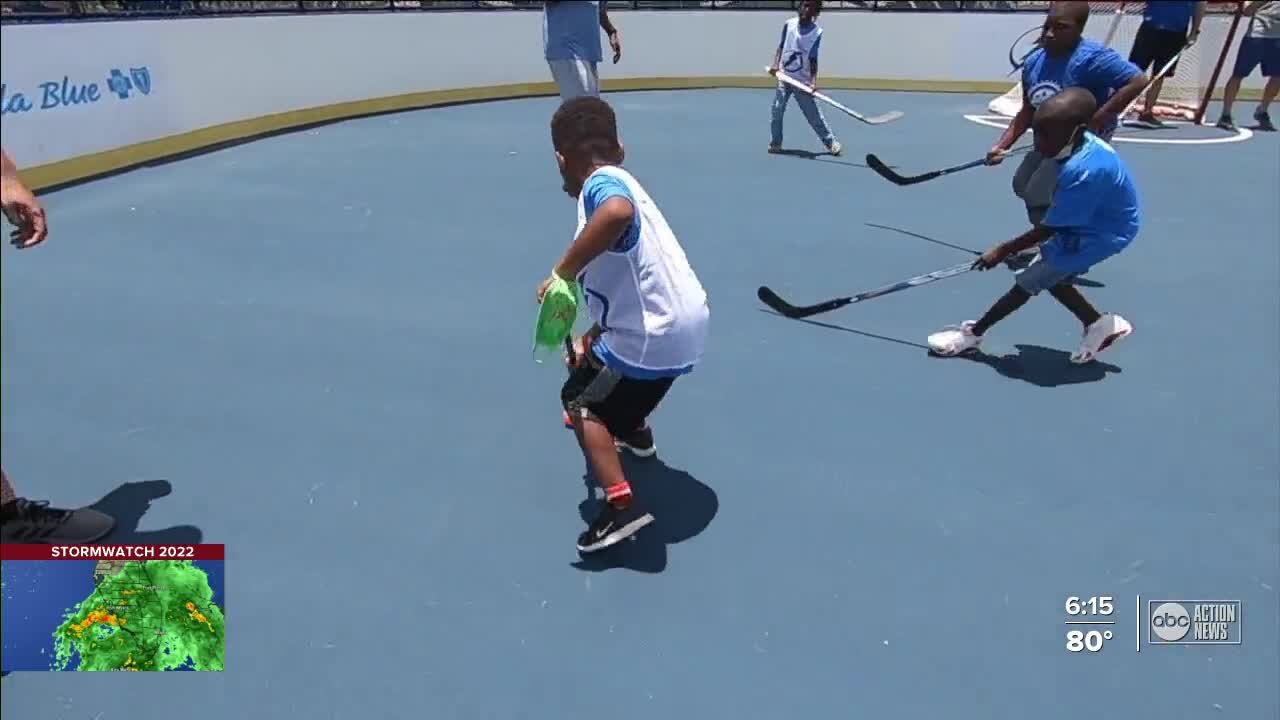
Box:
[106,69,132,99]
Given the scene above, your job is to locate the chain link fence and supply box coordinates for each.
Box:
[1,0,1243,20]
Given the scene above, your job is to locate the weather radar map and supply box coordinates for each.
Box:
[1,544,224,672]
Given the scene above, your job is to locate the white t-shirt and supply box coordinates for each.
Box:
[573,166,709,379]
[777,17,823,85]
[1249,1,1280,39]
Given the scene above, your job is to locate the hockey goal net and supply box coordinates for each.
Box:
[988,2,1245,124]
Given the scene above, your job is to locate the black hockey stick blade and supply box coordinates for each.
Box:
[865,154,986,186]
[758,261,975,320]
[757,286,851,319]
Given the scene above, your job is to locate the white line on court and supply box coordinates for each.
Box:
[962,114,1254,145]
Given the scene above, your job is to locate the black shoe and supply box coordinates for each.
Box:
[0,499,115,543]
[576,501,654,554]
[1216,114,1236,131]
[1254,109,1275,131]
[1136,111,1164,127]
[614,426,657,458]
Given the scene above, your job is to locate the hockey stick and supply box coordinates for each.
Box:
[768,68,905,125]
[1121,49,1187,119]
[1007,24,1042,74]
[758,261,975,320]
[864,222,1035,272]
[864,144,1033,187]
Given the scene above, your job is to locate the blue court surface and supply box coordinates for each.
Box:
[2,88,1277,718]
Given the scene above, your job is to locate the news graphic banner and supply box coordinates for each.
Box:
[0,544,225,672]
[1058,595,1244,654]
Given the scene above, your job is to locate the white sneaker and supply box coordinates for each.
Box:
[1072,313,1132,364]
[828,141,843,156]
[927,321,982,356]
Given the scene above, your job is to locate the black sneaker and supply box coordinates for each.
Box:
[1136,111,1164,127]
[0,499,115,544]
[1216,114,1235,131]
[576,501,654,554]
[615,426,657,458]
[1254,109,1275,131]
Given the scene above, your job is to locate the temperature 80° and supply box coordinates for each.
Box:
[1066,629,1112,653]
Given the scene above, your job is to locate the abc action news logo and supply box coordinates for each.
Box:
[1148,600,1242,645]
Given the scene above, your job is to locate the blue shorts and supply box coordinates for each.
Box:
[1015,256,1077,295]
[1233,36,1280,78]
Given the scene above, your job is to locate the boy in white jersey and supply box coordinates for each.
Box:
[538,96,710,554]
[768,1,842,156]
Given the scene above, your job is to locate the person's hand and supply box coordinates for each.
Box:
[1,176,48,249]
[1088,111,1113,134]
[985,145,1009,165]
[564,333,590,368]
[536,273,556,303]
[608,31,621,64]
[973,245,1008,271]
[767,64,779,76]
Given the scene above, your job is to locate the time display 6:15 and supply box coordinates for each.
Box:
[1065,596,1114,616]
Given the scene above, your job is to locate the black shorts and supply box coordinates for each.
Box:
[561,348,675,438]
[1129,22,1186,77]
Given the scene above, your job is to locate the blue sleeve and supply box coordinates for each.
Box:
[582,174,640,252]
[810,33,821,60]
[1088,47,1141,90]
[1042,165,1100,231]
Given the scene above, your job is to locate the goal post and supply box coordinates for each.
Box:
[987,2,1246,124]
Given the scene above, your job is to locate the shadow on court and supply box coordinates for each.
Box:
[571,456,717,574]
[956,344,1122,387]
[90,480,204,545]
[771,147,877,169]
[768,311,931,351]
[762,311,1121,386]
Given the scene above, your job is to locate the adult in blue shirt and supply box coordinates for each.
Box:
[930,87,1137,365]
[544,1,622,101]
[986,1,1146,228]
[1127,1,1204,124]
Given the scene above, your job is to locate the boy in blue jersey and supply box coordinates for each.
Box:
[767,1,842,156]
[929,88,1136,364]
[988,1,1146,228]
[543,1,622,101]
[1127,1,1204,125]
[538,96,710,554]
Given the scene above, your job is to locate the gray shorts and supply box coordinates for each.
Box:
[1012,151,1058,226]
[1015,255,1075,295]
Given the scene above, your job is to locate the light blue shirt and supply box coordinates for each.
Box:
[1144,1,1197,33]
[1040,133,1140,274]
[543,1,603,63]
[1022,38,1141,136]
[580,171,640,253]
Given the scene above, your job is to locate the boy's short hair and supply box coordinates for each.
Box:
[551,96,623,164]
